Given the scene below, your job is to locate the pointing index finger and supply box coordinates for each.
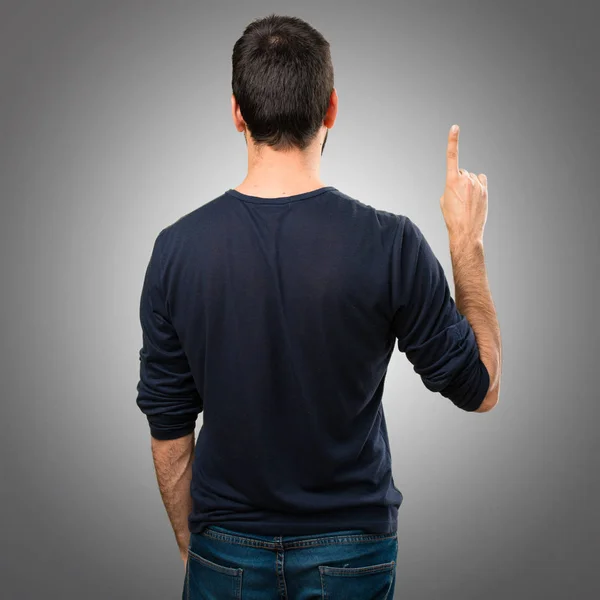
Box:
[446,124,460,177]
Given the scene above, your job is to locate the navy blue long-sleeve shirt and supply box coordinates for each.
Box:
[136,185,490,536]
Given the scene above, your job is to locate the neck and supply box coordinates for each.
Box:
[235,142,325,198]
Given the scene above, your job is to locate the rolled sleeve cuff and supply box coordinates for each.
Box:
[440,357,490,412]
[147,414,198,440]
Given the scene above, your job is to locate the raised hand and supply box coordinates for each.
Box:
[440,125,488,244]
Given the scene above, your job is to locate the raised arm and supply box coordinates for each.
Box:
[440,124,502,412]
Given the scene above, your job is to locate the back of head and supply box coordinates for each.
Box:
[232,14,334,152]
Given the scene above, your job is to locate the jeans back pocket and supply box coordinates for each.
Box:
[186,548,243,599]
[319,560,396,599]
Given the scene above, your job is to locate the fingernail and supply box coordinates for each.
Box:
[451,124,459,133]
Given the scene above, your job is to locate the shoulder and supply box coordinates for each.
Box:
[327,188,411,233]
[155,192,233,247]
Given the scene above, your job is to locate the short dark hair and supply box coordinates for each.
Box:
[232,14,334,151]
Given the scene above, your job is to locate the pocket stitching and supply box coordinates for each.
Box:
[319,566,327,600]
[187,548,243,578]
[319,560,396,577]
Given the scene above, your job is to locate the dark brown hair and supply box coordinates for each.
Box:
[232,14,334,151]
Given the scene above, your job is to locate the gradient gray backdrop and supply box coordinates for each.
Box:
[1,1,598,598]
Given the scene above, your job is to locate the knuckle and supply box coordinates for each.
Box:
[447,150,458,159]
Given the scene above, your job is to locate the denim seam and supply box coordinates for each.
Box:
[235,569,243,599]
[185,554,190,600]
[276,548,288,599]
[285,534,397,550]
[200,529,397,550]
[319,565,327,599]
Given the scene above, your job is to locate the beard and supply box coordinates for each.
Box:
[321,129,329,156]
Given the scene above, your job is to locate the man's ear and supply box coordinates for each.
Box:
[323,88,338,129]
[231,94,246,133]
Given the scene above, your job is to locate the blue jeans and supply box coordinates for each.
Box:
[182,525,398,599]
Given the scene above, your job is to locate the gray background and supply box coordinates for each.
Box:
[1,0,598,598]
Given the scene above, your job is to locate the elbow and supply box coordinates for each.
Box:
[473,381,500,413]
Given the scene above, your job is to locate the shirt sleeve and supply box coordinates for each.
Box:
[136,229,203,439]
[390,216,490,411]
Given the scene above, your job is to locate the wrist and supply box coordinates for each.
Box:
[448,235,486,280]
[178,532,190,551]
[448,233,484,254]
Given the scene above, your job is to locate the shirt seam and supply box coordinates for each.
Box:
[390,216,423,321]
[154,228,170,318]
[225,187,335,205]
